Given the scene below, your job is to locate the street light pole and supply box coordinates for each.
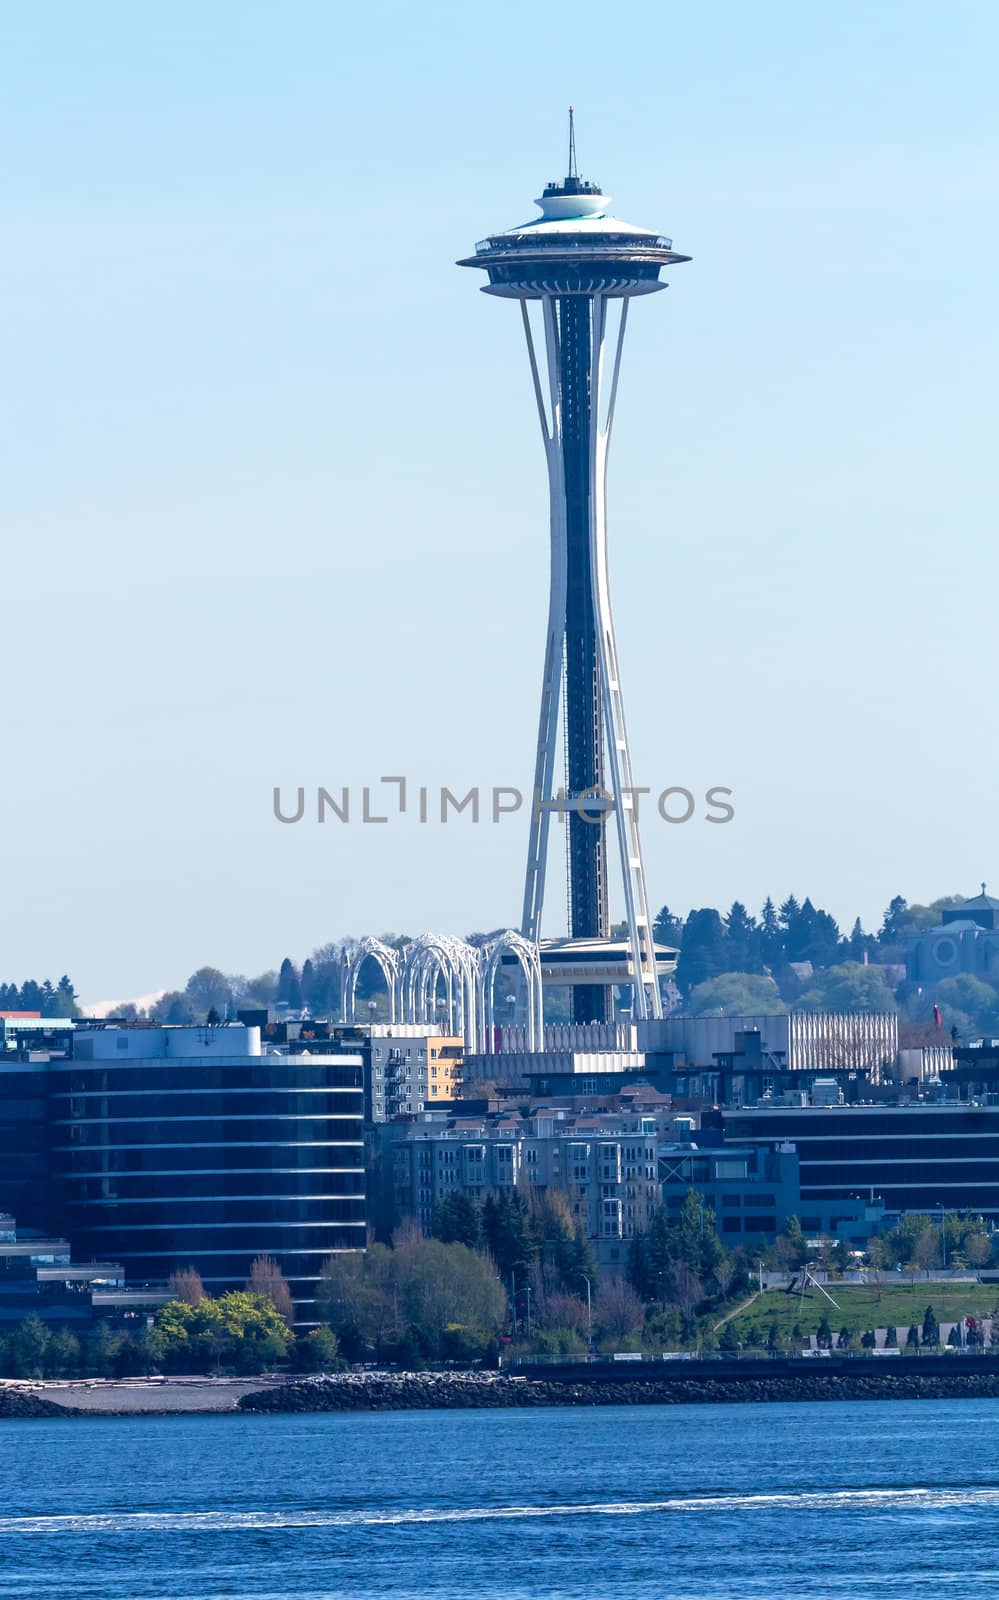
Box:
[581,1274,593,1356]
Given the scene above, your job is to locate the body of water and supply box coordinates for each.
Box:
[1,1400,996,1598]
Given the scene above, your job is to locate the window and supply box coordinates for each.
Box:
[722,1217,742,1233]
[714,1159,748,1180]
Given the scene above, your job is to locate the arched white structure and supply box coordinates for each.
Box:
[480,930,544,1053]
[340,937,401,1024]
[399,934,483,1055]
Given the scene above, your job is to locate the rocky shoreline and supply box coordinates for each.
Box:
[0,1388,73,1419]
[239,1368,999,1413]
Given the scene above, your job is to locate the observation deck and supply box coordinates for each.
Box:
[457,173,690,299]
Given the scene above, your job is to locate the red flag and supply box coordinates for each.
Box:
[933,1004,942,1027]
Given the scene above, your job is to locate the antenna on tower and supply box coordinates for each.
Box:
[567,105,577,179]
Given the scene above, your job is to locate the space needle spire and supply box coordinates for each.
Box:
[458,119,690,1022]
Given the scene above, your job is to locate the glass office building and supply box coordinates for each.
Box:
[45,1023,365,1316]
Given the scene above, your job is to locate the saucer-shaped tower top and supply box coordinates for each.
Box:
[457,144,690,299]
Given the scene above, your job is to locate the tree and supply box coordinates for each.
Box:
[885,1326,898,1348]
[247,1255,295,1326]
[150,990,196,1024]
[966,1233,993,1270]
[593,1280,645,1346]
[687,973,786,1017]
[8,1315,49,1378]
[277,957,303,1010]
[298,1326,342,1372]
[653,906,683,948]
[906,1324,919,1348]
[831,1239,853,1273]
[724,903,761,973]
[84,1322,121,1378]
[866,1237,888,1299]
[46,1328,81,1377]
[780,1216,807,1269]
[185,967,233,1020]
[796,963,898,1015]
[785,898,841,967]
[778,896,801,943]
[921,1305,939,1347]
[168,1267,206,1306]
[626,1231,652,1300]
[155,1291,294,1373]
[880,896,910,944]
[667,1262,704,1325]
[675,909,728,994]
[566,1224,598,1296]
[759,897,782,965]
[912,1230,941,1275]
[432,1193,482,1249]
[316,1238,506,1363]
[932,976,999,1036]
[244,970,279,1007]
[481,1191,537,1278]
[816,1315,833,1349]
[54,975,80,1018]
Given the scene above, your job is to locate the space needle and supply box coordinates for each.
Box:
[458,113,689,1024]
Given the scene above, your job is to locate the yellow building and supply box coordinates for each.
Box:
[427,1037,464,1101]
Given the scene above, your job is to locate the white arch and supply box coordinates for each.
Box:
[399,934,482,1054]
[480,931,544,1053]
[340,937,400,1024]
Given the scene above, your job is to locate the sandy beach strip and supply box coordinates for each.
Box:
[0,1376,289,1414]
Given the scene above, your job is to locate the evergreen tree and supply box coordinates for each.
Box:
[19,980,43,1013]
[798,900,841,967]
[847,918,868,961]
[300,958,316,1009]
[482,1190,537,1278]
[816,1315,833,1349]
[55,975,80,1018]
[880,896,909,944]
[277,957,302,1008]
[644,1206,674,1300]
[676,909,728,994]
[921,1305,939,1347]
[626,1230,651,1299]
[653,906,683,948]
[567,1224,598,1294]
[759,897,782,965]
[724,902,761,973]
[432,1193,483,1249]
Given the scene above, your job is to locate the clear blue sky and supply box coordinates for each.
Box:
[2,1,996,1001]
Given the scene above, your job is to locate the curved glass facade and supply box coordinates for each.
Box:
[46,1048,365,1313]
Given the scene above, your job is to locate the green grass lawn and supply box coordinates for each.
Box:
[727,1282,999,1342]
